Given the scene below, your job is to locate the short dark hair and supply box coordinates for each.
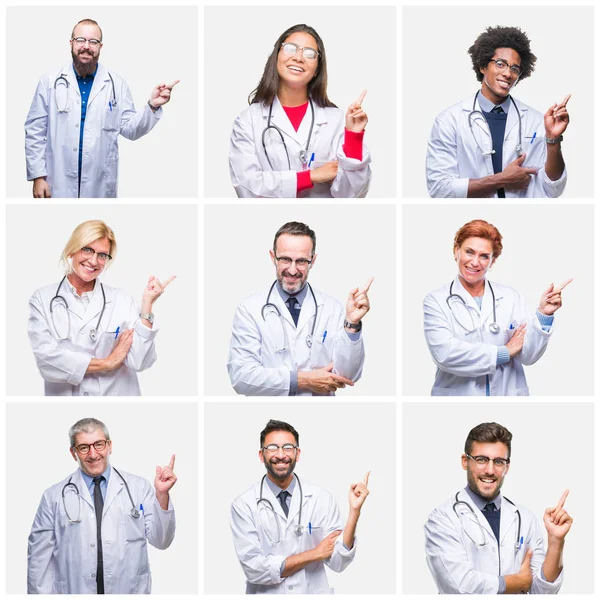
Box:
[464,422,513,459]
[72,18,103,41]
[468,26,536,83]
[273,221,316,256]
[260,419,299,447]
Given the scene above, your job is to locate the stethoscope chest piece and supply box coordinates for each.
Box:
[130,507,141,519]
[489,322,500,334]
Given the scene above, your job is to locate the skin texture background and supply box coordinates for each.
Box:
[402,203,593,396]
[204,402,396,594]
[204,5,397,198]
[402,5,594,198]
[402,401,594,594]
[5,402,198,594]
[6,204,198,396]
[7,5,198,198]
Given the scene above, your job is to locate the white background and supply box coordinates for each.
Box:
[402,5,594,198]
[5,401,198,594]
[402,402,594,594]
[402,204,594,396]
[5,204,198,396]
[204,6,397,198]
[6,5,198,198]
[204,204,396,396]
[204,402,396,594]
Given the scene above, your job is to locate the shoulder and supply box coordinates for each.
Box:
[112,468,152,490]
[434,97,471,124]
[424,282,450,304]
[236,290,269,312]
[231,480,259,508]
[512,96,543,121]
[42,472,77,497]
[312,287,342,308]
[30,281,62,302]
[425,495,456,526]
[490,280,522,300]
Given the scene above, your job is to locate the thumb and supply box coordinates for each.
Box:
[348,287,359,301]
[514,153,526,166]
[324,362,334,372]
[521,548,533,569]
[543,282,555,295]
[155,466,162,478]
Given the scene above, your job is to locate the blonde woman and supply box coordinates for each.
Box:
[28,220,175,395]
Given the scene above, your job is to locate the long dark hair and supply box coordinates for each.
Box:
[248,24,336,108]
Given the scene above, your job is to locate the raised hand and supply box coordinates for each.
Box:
[154,454,178,496]
[544,94,571,139]
[544,489,573,540]
[142,275,176,306]
[346,277,374,325]
[349,471,370,512]
[345,89,368,133]
[149,80,180,108]
[538,278,572,316]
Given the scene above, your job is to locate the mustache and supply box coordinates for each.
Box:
[282,271,302,279]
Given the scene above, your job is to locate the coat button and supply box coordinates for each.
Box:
[478,384,484,389]
[91,542,95,548]
[73,148,77,152]
[288,586,293,590]
[83,392,89,396]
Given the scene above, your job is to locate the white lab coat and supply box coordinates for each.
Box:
[424,489,563,594]
[230,477,356,594]
[25,63,162,198]
[27,468,176,594]
[28,281,158,396]
[426,93,567,198]
[227,286,364,395]
[229,97,371,198]
[423,277,553,396]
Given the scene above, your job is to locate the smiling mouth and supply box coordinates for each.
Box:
[479,477,496,484]
[287,65,305,73]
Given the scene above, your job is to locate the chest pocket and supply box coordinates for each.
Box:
[102,103,121,132]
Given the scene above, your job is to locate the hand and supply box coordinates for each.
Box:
[313,530,342,561]
[142,275,176,307]
[505,323,527,358]
[154,454,178,495]
[103,329,134,371]
[538,279,572,316]
[349,471,370,512]
[516,549,534,593]
[346,277,374,325]
[345,89,368,133]
[297,362,354,394]
[149,80,180,108]
[310,161,338,184]
[544,489,573,540]
[544,94,571,139]
[499,154,538,190]
[33,177,51,198]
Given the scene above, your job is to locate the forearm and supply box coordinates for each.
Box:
[503,573,530,594]
[343,509,360,549]
[85,357,111,374]
[467,173,502,197]
[544,143,565,181]
[155,491,170,511]
[542,537,565,582]
[281,547,321,578]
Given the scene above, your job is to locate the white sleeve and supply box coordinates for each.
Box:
[27,493,57,594]
[25,77,50,181]
[124,295,158,372]
[529,516,563,594]
[423,293,497,377]
[323,494,356,573]
[424,508,499,594]
[426,114,469,198]
[118,80,162,141]
[142,480,176,550]
[331,127,372,198]
[332,308,365,382]
[229,111,297,198]
[514,291,552,366]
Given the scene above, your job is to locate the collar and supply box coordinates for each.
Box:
[464,484,502,511]
[73,63,98,81]
[264,473,297,498]
[67,276,98,300]
[80,464,111,491]
[276,280,309,306]
[478,91,512,114]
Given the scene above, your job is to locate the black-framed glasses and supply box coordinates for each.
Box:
[73,439,109,454]
[466,453,510,468]
[281,42,319,61]
[262,443,298,454]
[81,246,112,263]
[488,58,522,77]
[72,37,102,47]
[274,255,312,269]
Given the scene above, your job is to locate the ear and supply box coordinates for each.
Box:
[309,253,317,269]
[269,249,276,266]
[70,447,77,462]
[453,246,459,262]
[258,449,265,464]
[505,461,510,476]
[295,448,301,463]
[461,453,468,471]
[107,440,112,456]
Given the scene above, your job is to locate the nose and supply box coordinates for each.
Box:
[483,460,495,475]
[287,262,298,275]
[88,252,99,265]
[275,446,286,458]
[88,445,98,458]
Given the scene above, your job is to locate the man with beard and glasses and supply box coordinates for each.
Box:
[25,18,179,198]
[227,221,372,396]
[27,418,177,594]
[424,422,573,594]
[230,419,370,594]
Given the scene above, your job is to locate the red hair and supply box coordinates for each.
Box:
[453,220,503,259]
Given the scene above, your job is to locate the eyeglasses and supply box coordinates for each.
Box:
[81,246,112,263]
[275,255,312,269]
[72,37,102,47]
[73,439,109,454]
[466,454,510,469]
[488,58,522,77]
[262,444,298,454]
[281,42,319,61]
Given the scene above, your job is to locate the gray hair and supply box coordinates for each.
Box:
[69,417,110,447]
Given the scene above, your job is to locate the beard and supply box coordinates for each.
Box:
[277,270,306,295]
[71,48,99,76]
[265,456,296,481]
[466,465,504,501]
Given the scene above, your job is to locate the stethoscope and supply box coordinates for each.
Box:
[453,490,522,552]
[468,90,523,158]
[54,71,117,113]
[50,275,106,342]
[446,280,500,334]
[61,467,140,523]
[257,473,304,544]
[262,98,315,170]
[261,281,318,350]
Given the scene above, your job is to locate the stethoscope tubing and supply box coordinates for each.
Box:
[446,279,499,334]
[258,473,304,540]
[54,71,117,113]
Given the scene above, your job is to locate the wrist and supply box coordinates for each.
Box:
[547,534,566,548]
[141,300,153,313]
[155,490,169,507]
[148,99,159,112]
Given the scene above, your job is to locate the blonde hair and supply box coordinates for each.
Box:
[61,220,117,273]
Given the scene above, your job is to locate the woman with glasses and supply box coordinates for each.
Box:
[423,219,571,396]
[229,24,371,198]
[27,220,175,396]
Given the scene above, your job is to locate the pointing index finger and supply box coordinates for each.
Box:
[167,80,181,90]
[168,454,176,469]
[355,89,367,105]
[556,278,573,292]
[163,275,177,288]
[363,471,370,487]
[555,489,569,510]
[561,93,571,107]
[363,276,375,292]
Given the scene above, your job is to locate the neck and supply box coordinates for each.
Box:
[67,272,96,295]
[459,275,486,297]
[277,84,309,107]
[267,472,294,490]
[480,80,508,106]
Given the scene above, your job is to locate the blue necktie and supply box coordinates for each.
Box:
[483,501,501,543]
[286,296,300,326]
